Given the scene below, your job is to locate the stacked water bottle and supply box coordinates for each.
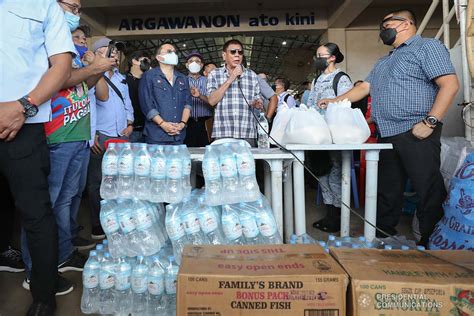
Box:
[290,234,425,252]
[101,142,192,204]
[202,141,260,205]
[166,190,283,264]
[81,240,179,316]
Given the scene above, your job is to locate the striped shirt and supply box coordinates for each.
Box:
[207,66,260,139]
[366,35,456,137]
[188,74,212,118]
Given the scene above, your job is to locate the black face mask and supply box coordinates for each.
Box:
[139,59,151,72]
[379,28,397,46]
[313,57,329,71]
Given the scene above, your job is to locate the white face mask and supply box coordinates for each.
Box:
[188,62,202,74]
[160,52,178,65]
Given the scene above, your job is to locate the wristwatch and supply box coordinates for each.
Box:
[17,96,38,118]
[424,115,439,128]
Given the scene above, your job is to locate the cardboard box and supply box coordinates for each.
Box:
[178,244,348,315]
[330,248,474,316]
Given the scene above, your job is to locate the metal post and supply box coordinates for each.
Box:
[442,0,450,47]
[417,0,440,35]
[292,151,306,236]
[459,0,472,140]
[283,163,294,241]
[264,161,272,201]
[340,151,351,237]
[435,6,455,40]
[364,150,380,242]
[269,160,284,237]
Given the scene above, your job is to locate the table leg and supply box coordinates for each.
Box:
[264,161,272,201]
[292,150,306,236]
[283,162,294,242]
[190,161,197,188]
[269,160,283,237]
[340,150,352,237]
[364,150,380,241]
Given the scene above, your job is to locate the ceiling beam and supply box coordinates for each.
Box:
[328,0,373,28]
[81,0,222,8]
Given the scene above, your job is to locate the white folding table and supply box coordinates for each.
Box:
[284,143,393,241]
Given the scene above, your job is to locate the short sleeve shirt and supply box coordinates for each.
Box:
[0,0,76,123]
[366,35,456,137]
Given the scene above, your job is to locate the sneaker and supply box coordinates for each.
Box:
[27,301,55,316]
[91,226,105,240]
[72,236,96,251]
[23,274,74,296]
[58,250,87,273]
[0,247,25,272]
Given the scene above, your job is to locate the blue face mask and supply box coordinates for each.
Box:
[74,44,87,58]
[64,11,80,31]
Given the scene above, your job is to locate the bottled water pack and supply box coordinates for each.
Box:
[165,190,282,264]
[99,199,168,257]
[81,246,179,316]
[203,140,259,206]
[100,142,191,204]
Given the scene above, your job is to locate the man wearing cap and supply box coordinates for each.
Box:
[87,37,134,239]
[139,42,192,145]
[184,51,212,147]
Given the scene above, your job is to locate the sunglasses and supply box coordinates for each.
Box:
[58,1,82,15]
[228,49,244,56]
[379,16,410,30]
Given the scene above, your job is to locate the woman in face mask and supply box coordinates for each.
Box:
[307,43,353,233]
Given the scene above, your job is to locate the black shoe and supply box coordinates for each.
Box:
[0,247,25,272]
[72,236,96,251]
[23,274,74,296]
[313,218,341,233]
[27,301,55,316]
[58,250,87,273]
[91,226,105,240]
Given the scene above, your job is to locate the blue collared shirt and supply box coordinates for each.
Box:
[139,67,192,144]
[188,74,212,118]
[366,35,456,137]
[96,69,134,137]
[0,0,75,123]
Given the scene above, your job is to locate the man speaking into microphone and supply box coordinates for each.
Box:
[207,39,262,146]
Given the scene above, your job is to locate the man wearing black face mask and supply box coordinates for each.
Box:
[126,51,150,142]
[318,9,459,248]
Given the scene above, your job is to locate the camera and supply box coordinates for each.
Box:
[106,40,126,58]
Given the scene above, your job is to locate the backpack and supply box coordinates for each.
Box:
[311,71,351,96]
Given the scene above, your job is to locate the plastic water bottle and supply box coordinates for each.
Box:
[253,199,282,244]
[102,239,109,254]
[203,146,222,205]
[289,234,298,245]
[384,245,393,250]
[165,205,189,264]
[327,235,337,247]
[180,145,192,197]
[81,251,100,314]
[166,146,184,204]
[180,202,207,245]
[131,256,148,315]
[165,256,179,315]
[114,257,132,315]
[99,252,115,314]
[149,145,167,203]
[134,143,151,200]
[147,256,165,315]
[116,199,140,257]
[219,143,240,203]
[100,143,118,199]
[235,141,258,202]
[196,197,227,245]
[95,244,104,263]
[238,204,262,245]
[257,112,270,149]
[144,201,166,247]
[99,200,126,258]
[117,142,134,198]
[132,198,161,255]
[221,204,245,245]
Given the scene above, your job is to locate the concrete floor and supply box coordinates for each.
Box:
[0,187,415,315]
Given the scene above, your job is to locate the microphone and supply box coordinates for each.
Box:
[237,65,243,81]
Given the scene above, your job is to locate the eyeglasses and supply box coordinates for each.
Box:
[380,16,410,30]
[58,1,82,15]
[313,54,331,60]
[228,49,244,56]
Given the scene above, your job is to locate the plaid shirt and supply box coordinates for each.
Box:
[188,74,213,118]
[207,66,260,139]
[366,35,455,137]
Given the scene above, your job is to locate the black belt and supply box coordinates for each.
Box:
[191,116,211,122]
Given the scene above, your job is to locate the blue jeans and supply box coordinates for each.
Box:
[22,141,89,275]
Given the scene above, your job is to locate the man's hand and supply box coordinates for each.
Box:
[160,122,180,136]
[121,125,133,138]
[317,98,336,110]
[91,53,116,74]
[252,98,264,109]
[91,134,104,155]
[0,101,26,141]
[412,121,434,140]
[82,51,95,66]
[229,65,243,82]
[176,122,186,131]
[190,87,201,98]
